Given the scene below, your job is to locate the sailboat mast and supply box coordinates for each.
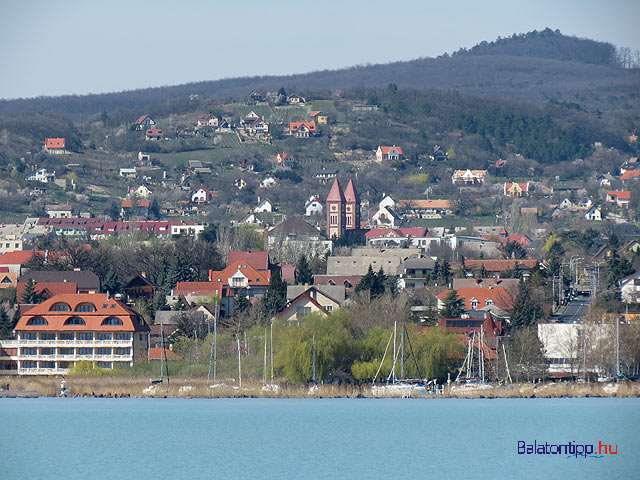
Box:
[270,321,274,386]
[213,300,218,382]
[392,321,397,382]
[480,325,484,383]
[237,336,242,388]
[312,335,316,384]
[400,321,405,380]
[264,327,267,386]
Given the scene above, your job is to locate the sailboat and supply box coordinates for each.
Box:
[452,326,491,391]
[262,321,279,392]
[308,335,319,394]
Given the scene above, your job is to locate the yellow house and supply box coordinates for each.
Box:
[275,287,341,325]
[310,110,328,125]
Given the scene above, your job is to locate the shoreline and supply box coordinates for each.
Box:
[2,376,639,399]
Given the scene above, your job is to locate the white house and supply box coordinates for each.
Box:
[370,204,401,228]
[379,195,395,210]
[25,168,55,183]
[452,169,487,185]
[260,176,277,188]
[559,198,573,209]
[128,185,153,199]
[254,198,273,213]
[191,186,214,204]
[585,206,602,221]
[620,272,640,302]
[376,145,403,162]
[304,195,323,216]
[119,168,137,178]
[45,204,72,218]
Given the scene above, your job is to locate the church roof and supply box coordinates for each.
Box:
[326,178,345,203]
[343,178,359,203]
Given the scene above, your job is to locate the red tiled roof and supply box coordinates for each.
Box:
[17,281,78,300]
[148,347,182,360]
[146,129,163,136]
[608,190,631,200]
[14,293,149,332]
[464,259,538,273]
[437,287,515,311]
[45,138,65,149]
[174,281,223,297]
[378,145,404,155]
[208,260,270,287]
[0,250,45,266]
[621,170,640,180]
[121,200,133,208]
[135,114,150,124]
[289,122,316,132]
[227,251,269,271]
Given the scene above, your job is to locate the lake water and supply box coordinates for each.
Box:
[1,397,638,479]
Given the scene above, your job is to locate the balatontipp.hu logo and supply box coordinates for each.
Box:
[517,440,618,459]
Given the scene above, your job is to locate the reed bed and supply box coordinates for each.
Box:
[1,376,638,399]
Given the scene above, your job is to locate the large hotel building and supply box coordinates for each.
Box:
[0,294,149,375]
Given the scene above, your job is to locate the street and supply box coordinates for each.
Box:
[552,293,591,323]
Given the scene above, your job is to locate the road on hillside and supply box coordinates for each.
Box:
[552,294,591,323]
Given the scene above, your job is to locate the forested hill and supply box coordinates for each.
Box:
[451,28,618,65]
[1,29,637,118]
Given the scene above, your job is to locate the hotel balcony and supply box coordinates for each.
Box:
[7,339,133,348]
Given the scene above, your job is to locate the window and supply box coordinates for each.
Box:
[41,333,56,340]
[41,361,55,369]
[59,332,74,340]
[59,348,74,355]
[346,216,352,226]
[75,303,96,312]
[64,317,86,326]
[51,303,71,312]
[97,348,112,355]
[115,348,130,356]
[23,332,37,340]
[98,333,112,340]
[77,348,92,356]
[325,305,333,312]
[116,333,131,340]
[26,317,48,326]
[139,334,144,341]
[59,361,71,369]
[330,214,338,225]
[97,362,112,369]
[78,332,93,341]
[102,317,123,326]
[296,307,311,316]
[22,348,37,356]
[41,348,55,356]
[23,360,38,368]
[485,299,494,306]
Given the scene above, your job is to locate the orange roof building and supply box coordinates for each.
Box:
[437,287,515,313]
[10,293,150,375]
[289,122,316,137]
[44,138,65,152]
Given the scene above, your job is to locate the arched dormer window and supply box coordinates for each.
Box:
[101,317,123,326]
[26,317,48,326]
[64,317,86,326]
[75,303,96,312]
[50,302,71,312]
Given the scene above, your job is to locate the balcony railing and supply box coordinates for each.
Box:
[11,339,133,347]
[18,353,133,362]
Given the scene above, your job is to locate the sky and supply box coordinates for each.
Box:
[1,0,639,100]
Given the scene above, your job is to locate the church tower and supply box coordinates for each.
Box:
[343,177,360,231]
[326,178,345,239]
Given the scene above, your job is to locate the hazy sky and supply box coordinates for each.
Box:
[1,0,639,99]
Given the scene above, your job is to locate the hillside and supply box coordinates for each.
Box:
[0,29,637,119]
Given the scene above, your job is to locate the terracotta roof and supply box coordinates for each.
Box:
[208,260,270,287]
[397,199,452,209]
[343,178,360,203]
[135,114,150,124]
[121,200,133,208]
[228,251,269,271]
[326,178,345,203]
[378,146,404,155]
[437,287,515,311]
[17,281,78,299]
[45,138,65,149]
[505,182,529,192]
[607,190,631,200]
[148,347,182,360]
[310,111,322,117]
[14,293,149,332]
[174,281,223,297]
[621,170,640,180]
[0,250,45,266]
[289,122,316,132]
[146,129,163,136]
[464,259,538,273]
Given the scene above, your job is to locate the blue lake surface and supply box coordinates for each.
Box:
[0,397,638,479]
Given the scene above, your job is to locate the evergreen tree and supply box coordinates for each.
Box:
[0,306,13,340]
[430,261,440,285]
[479,264,488,278]
[233,288,250,314]
[441,290,465,318]
[355,265,376,294]
[263,269,287,316]
[295,254,313,285]
[21,278,42,304]
[510,280,541,329]
[102,269,120,295]
[438,259,452,286]
[371,267,387,298]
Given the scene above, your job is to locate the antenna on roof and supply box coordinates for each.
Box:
[106,291,110,300]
